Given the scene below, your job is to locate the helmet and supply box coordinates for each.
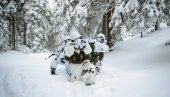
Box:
[70,31,81,40]
[96,33,105,43]
[62,36,71,43]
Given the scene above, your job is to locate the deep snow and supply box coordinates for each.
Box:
[0,27,170,97]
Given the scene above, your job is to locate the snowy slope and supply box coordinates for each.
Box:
[0,27,170,97]
[104,27,170,97]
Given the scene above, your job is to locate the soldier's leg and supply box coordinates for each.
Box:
[51,66,56,75]
[69,63,82,82]
[95,60,102,75]
[50,57,58,75]
[81,60,96,85]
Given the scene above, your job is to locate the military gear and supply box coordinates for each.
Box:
[96,33,106,43]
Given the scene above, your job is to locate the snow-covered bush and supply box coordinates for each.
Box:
[17,45,33,53]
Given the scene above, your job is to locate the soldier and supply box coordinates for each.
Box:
[65,32,82,81]
[50,32,109,86]
[65,32,95,84]
[81,60,96,86]
[93,33,109,74]
[50,36,71,75]
[50,57,57,75]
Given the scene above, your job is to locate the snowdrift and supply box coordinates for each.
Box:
[0,27,170,97]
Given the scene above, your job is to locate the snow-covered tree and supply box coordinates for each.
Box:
[24,0,52,52]
[4,0,18,50]
[109,0,140,40]
[110,0,166,39]
[0,0,9,51]
[142,0,165,31]
[164,0,170,25]
[52,0,110,47]
[0,0,53,52]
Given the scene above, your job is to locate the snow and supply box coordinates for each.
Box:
[83,44,92,54]
[94,42,109,52]
[48,0,55,9]
[64,44,75,57]
[81,60,96,85]
[139,20,144,28]
[0,27,170,97]
[0,6,2,14]
[0,37,5,45]
[148,8,154,17]
[70,30,81,40]
[62,36,71,41]
[5,0,17,13]
[160,23,168,28]
[17,45,33,53]
[124,0,139,13]
[2,0,7,4]
[50,57,57,69]
[96,33,105,40]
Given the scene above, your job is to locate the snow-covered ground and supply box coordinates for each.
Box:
[0,27,170,97]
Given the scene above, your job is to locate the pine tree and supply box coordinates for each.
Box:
[164,0,170,26]
[52,0,110,48]
[109,0,166,40]
[5,0,17,50]
[23,0,52,52]
[0,0,53,52]
[0,0,9,51]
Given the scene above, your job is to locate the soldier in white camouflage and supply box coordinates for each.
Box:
[50,32,109,85]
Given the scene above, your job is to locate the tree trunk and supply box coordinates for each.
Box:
[141,32,143,38]
[167,20,170,26]
[102,7,114,48]
[8,20,12,48]
[155,20,160,31]
[23,21,27,45]
[12,15,16,50]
